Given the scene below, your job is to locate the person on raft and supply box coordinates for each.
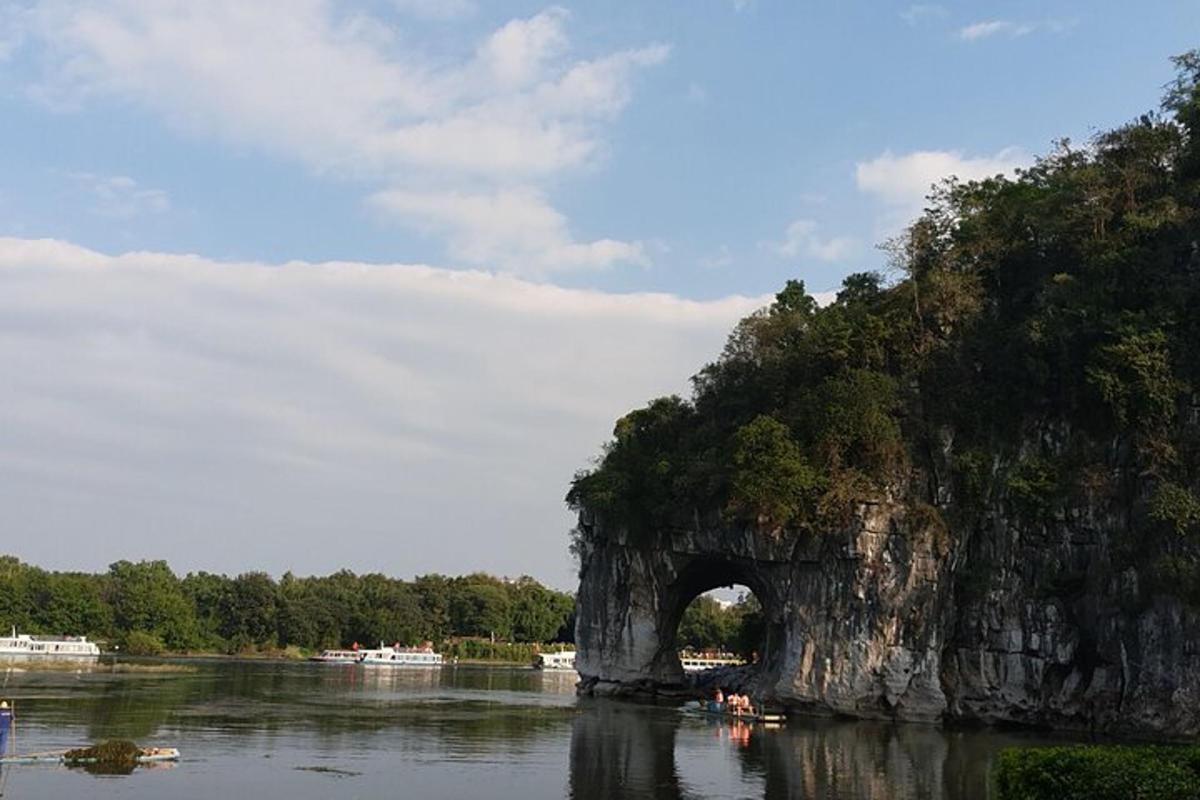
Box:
[707,687,725,713]
[0,701,12,756]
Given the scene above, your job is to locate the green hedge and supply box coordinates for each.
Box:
[995,745,1200,800]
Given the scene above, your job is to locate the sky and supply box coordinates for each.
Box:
[0,1,1196,588]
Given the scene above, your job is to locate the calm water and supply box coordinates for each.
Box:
[0,660,1075,799]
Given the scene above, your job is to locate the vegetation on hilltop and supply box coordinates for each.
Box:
[0,556,575,655]
[568,53,1200,599]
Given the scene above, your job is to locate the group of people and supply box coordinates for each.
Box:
[708,687,754,717]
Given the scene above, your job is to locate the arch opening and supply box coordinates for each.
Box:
[657,556,785,687]
[677,586,760,663]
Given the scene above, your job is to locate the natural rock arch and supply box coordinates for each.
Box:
[575,504,937,718]
[574,504,952,722]
[574,495,1200,736]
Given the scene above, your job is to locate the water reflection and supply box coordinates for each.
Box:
[0,661,1070,799]
[567,699,1056,800]
[569,700,686,799]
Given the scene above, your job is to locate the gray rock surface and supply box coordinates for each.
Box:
[574,483,1200,736]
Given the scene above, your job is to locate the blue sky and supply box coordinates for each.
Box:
[0,1,1195,585]
[4,1,1195,297]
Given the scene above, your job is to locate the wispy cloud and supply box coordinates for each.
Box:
[369,186,649,276]
[764,219,857,262]
[390,0,475,20]
[699,245,733,269]
[67,172,170,219]
[20,3,667,274]
[900,4,946,26]
[0,3,30,61]
[957,18,1075,41]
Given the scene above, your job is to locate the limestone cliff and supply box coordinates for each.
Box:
[574,465,1200,736]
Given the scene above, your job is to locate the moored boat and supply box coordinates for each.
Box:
[679,653,743,673]
[358,643,443,667]
[0,628,100,661]
[308,649,361,664]
[532,650,576,671]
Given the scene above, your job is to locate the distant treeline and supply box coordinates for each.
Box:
[677,593,763,657]
[0,556,575,655]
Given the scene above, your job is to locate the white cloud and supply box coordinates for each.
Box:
[19,2,667,273]
[67,172,170,219]
[957,20,1032,40]
[764,219,857,262]
[475,7,568,89]
[957,18,1074,41]
[370,186,648,273]
[899,4,946,26]
[699,245,732,269]
[0,236,764,585]
[855,147,1029,224]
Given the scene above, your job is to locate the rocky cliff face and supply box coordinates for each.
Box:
[574,456,1200,737]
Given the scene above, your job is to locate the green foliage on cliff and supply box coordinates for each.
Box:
[729,415,822,527]
[568,51,1200,582]
[995,745,1200,800]
[0,555,574,653]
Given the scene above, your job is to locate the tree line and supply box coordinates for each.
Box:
[677,593,763,657]
[0,555,576,655]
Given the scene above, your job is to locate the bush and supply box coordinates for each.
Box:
[994,745,1200,800]
[120,630,165,656]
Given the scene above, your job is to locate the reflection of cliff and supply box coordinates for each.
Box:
[569,700,687,800]
[749,718,1027,799]
[742,720,947,800]
[568,700,1014,800]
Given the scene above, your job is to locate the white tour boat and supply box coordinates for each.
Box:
[532,650,576,671]
[308,649,362,664]
[680,653,743,673]
[0,628,101,660]
[358,643,444,667]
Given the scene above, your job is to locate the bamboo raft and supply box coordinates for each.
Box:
[682,703,786,725]
[0,747,180,765]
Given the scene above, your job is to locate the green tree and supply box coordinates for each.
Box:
[450,577,512,640]
[728,415,819,528]
[106,560,199,650]
[221,572,279,649]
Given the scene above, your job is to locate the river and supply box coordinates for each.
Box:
[0,659,1077,798]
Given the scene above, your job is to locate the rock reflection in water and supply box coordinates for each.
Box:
[569,701,1014,800]
[569,701,686,799]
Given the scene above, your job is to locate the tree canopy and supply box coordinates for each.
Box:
[0,556,575,654]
